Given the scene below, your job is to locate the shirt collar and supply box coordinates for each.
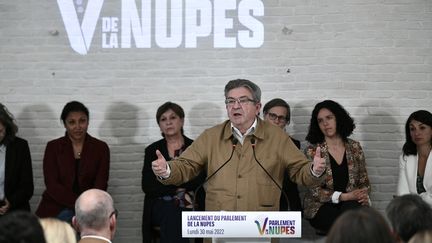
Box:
[81,235,112,243]
[231,118,257,145]
[0,145,5,153]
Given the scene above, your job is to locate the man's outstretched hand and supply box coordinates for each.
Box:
[152,150,169,178]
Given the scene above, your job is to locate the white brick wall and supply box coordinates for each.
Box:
[1,0,431,242]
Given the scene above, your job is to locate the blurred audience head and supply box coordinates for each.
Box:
[40,217,77,243]
[73,189,116,240]
[386,194,432,242]
[408,229,432,243]
[326,207,395,243]
[0,210,46,243]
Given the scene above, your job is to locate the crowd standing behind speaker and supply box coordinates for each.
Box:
[303,100,371,234]
[36,101,110,223]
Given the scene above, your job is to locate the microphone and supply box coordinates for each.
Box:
[250,138,290,210]
[192,137,238,211]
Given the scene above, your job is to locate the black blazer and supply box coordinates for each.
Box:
[141,136,205,242]
[291,137,301,150]
[279,136,302,211]
[4,137,34,212]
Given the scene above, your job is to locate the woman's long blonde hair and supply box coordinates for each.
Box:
[40,218,77,243]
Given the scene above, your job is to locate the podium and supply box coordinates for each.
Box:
[182,211,301,243]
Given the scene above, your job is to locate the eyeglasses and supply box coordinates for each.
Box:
[266,112,288,123]
[110,209,118,218]
[225,97,255,107]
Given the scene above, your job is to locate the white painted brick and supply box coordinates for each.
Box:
[1,1,431,242]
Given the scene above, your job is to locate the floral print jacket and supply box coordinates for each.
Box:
[303,138,371,219]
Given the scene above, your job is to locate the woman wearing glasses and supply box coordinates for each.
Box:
[262,98,302,212]
[36,101,110,223]
[141,102,205,243]
[0,103,34,215]
[303,100,370,234]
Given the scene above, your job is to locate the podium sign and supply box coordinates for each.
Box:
[182,211,301,238]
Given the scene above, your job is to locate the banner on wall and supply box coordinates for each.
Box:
[57,0,265,55]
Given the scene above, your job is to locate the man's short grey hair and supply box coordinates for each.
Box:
[75,190,114,231]
[386,194,432,242]
[224,79,261,103]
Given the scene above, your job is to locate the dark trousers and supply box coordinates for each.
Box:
[309,200,362,234]
[151,199,190,243]
[279,173,302,211]
[57,208,75,224]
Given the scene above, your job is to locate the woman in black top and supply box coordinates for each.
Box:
[141,102,205,243]
[303,100,371,234]
[0,103,34,215]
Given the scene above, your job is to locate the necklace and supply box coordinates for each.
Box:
[73,142,83,158]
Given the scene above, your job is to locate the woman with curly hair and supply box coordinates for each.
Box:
[303,100,371,234]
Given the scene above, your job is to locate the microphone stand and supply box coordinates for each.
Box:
[192,138,238,211]
[251,138,290,210]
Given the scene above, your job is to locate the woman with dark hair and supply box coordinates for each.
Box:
[0,103,34,215]
[397,110,432,206]
[141,102,205,243]
[326,207,396,243]
[303,100,370,234]
[36,101,110,222]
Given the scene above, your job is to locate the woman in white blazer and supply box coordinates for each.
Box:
[397,110,432,206]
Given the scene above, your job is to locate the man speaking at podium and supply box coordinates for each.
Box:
[152,79,325,213]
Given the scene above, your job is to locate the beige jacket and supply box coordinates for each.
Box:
[162,119,322,211]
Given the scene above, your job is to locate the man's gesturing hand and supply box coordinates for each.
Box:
[152,150,169,178]
[312,147,326,176]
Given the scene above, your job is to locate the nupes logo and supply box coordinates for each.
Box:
[57,0,265,55]
[254,217,268,235]
[255,216,297,236]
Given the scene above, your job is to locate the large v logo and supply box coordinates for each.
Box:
[254,217,268,235]
[57,0,104,55]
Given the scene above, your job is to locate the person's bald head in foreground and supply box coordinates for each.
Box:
[72,189,117,241]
